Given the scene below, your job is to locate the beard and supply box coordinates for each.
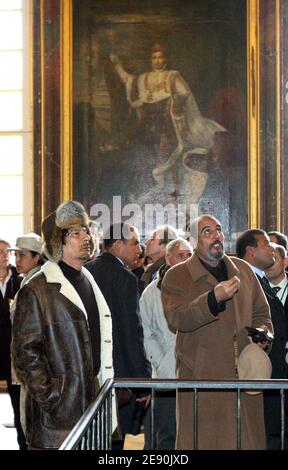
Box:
[208,241,224,261]
[80,244,91,261]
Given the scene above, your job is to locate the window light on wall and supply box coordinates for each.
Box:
[0,0,31,246]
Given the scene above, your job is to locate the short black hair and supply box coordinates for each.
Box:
[103,222,135,250]
[30,251,46,265]
[267,230,288,250]
[236,229,266,259]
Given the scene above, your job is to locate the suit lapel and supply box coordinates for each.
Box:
[257,275,277,301]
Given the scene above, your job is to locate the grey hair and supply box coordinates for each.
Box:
[166,238,192,257]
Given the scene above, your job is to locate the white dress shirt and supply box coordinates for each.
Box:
[269,276,288,306]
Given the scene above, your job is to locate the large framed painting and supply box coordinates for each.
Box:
[61,0,259,251]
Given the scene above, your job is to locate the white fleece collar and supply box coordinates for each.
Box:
[41,261,87,318]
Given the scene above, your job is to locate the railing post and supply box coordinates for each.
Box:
[108,389,112,450]
[236,388,241,450]
[96,410,100,450]
[101,405,104,449]
[150,388,155,450]
[280,388,285,450]
[92,417,96,450]
[194,388,198,450]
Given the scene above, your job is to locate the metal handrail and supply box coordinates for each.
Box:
[114,378,288,389]
[59,378,113,450]
[60,378,288,450]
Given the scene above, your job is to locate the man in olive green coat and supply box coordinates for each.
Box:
[161,215,272,450]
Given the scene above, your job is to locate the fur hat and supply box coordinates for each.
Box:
[237,343,272,395]
[41,200,95,261]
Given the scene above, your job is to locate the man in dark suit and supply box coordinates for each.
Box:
[236,229,288,449]
[86,222,151,449]
[265,242,288,363]
[268,230,288,250]
[265,243,288,302]
[268,231,288,275]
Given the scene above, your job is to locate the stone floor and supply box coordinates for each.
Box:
[0,392,18,450]
[124,433,144,450]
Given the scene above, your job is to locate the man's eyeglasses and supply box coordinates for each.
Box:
[0,249,9,255]
[66,226,90,238]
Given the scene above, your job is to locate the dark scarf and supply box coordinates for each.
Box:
[157,263,170,290]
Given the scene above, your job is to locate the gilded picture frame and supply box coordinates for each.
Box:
[60,0,261,249]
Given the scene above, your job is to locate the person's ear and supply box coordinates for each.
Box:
[165,254,171,265]
[34,254,41,266]
[246,245,255,259]
[113,239,123,254]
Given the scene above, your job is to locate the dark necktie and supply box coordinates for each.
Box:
[271,286,281,295]
[261,276,276,296]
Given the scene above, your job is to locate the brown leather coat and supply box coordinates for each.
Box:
[161,254,273,450]
[12,261,114,449]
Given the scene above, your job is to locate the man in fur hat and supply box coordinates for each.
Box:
[12,201,116,449]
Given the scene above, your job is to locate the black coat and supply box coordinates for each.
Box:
[86,252,151,434]
[257,276,288,434]
[0,266,21,380]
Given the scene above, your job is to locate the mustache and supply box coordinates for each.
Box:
[209,240,224,250]
[81,242,90,249]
